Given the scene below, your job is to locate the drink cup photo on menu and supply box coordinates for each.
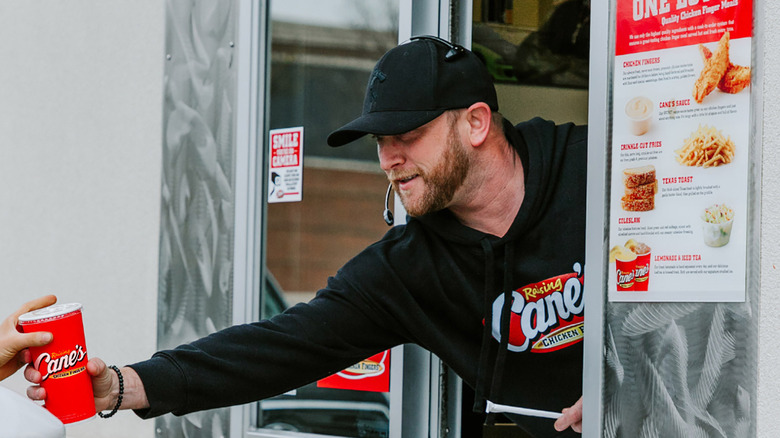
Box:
[610,239,652,292]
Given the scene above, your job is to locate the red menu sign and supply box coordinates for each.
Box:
[317,350,390,393]
[616,0,752,55]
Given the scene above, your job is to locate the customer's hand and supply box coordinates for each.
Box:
[0,295,57,381]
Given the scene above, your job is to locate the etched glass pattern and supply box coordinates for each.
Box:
[602,301,757,437]
[156,1,238,436]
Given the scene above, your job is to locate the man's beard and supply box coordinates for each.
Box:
[394,128,471,217]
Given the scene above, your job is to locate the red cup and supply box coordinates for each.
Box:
[18,303,96,424]
[615,254,636,291]
[633,251,651,291]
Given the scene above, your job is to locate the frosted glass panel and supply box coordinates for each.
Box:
[602,301,757,437]
[156,1,238,437]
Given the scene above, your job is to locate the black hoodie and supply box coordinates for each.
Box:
[131,117,587,438]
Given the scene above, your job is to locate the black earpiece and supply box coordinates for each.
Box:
[383,183,394,226]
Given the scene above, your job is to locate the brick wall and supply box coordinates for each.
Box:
[267,166,390,299]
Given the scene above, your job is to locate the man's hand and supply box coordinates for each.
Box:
[88,357,122,412]
[26,357,115,411]
[554,396,582,433]
[26,357,150,413]
[0,295,57,381]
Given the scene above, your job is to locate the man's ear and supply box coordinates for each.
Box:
[465,102,492,147]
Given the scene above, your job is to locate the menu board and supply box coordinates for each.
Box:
[608,0,753,302]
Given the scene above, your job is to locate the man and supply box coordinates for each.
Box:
[27,37,585,436]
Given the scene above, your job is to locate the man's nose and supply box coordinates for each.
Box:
[378,140,404,172]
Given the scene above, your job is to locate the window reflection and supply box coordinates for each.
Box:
[473,0,590,88]
[259,1,398,436]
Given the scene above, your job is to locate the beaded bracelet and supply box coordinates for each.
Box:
[98,365,124,418]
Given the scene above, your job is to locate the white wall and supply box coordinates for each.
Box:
[0,2,164,437]
[758,2,780,437]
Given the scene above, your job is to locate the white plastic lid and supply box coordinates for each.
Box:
[17,303,82,324]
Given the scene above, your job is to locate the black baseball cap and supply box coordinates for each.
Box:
[326,36,499,147]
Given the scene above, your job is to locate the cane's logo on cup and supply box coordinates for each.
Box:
[634,263,650,281]
[617,269,634,290]
[35,344,88,382]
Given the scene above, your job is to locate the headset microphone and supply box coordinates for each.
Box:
[383,183,394,226]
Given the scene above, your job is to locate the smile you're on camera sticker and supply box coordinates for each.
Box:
[268,127,304,204]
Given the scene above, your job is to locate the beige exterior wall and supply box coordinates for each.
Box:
[0,2,164,437]
[757,2,780,437]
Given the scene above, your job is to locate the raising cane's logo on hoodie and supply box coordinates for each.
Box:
[491,263,584,353]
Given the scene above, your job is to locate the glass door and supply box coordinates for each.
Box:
[256,1,400,436]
